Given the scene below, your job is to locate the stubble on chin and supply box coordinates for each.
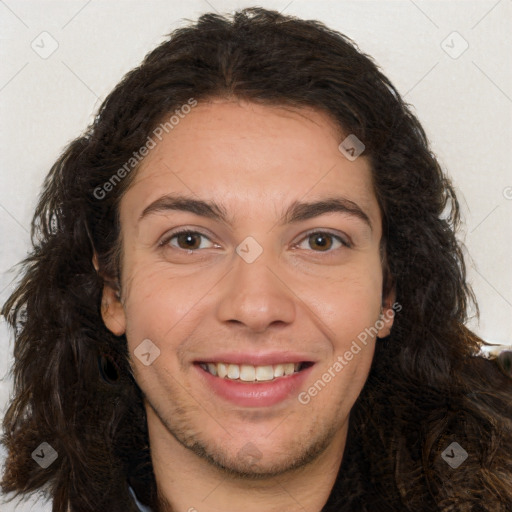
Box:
[147,395,343,481]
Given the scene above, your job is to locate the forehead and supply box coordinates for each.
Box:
[122,99,380,228]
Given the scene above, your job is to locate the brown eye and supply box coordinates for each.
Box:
[165,231,214,251]
[308,233,333,251]
[176,233,201,249]
[295,231,349,252]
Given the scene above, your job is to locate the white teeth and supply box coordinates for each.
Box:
[240,365,256,381]
[217,362,228,378]
[284,363,295,375]
[255,365,274,381]
[201,361,306,382]
[227,364,240,379]
[274,364,285,377]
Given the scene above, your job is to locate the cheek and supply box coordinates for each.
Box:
[299,338,375,415]
[121,264,182,344]
[300,266,383,332]
[313,270,381,401]
[338,344,375,404]
[120,260,221,363]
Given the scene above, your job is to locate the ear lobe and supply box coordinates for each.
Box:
[93,252,126,336]
[101,283,126,336]
[377,289,397,339]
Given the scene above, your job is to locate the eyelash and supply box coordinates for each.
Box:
[295,229,351,251]
[159,228,217,250]
[159,228,351,252]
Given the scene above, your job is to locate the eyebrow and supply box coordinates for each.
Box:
[139,194,372,230]
[282,197,371,229]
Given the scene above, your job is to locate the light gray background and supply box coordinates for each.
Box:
[1,1,511,510]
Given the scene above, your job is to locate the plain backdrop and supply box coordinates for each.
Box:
[1,1,511,510]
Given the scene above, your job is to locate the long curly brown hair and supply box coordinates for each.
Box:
[2,7,511,512]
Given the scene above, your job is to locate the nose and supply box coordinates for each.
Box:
[215,250,296,333]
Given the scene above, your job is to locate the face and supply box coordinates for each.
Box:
[102,99,394,477]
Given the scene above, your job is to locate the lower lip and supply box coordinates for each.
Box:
[194,364,314,407]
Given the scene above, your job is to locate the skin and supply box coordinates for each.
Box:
[101,99,395,512]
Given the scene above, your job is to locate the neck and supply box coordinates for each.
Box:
[146,406,346,512]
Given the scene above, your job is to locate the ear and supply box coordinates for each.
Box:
[377,288,397,339]
[93,254,126,336]
[101,283,126,336]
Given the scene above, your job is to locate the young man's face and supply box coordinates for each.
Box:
[102,99,394,477]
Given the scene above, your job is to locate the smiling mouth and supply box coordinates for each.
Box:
[197,361,314,383]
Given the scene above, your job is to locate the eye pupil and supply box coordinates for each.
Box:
[309,233,332,251]
[177,233,200,249]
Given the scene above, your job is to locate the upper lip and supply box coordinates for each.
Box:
[194,352,316,366]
